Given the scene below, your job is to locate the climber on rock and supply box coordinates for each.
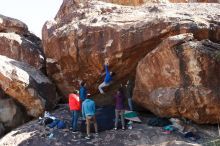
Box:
[98,59,115,94]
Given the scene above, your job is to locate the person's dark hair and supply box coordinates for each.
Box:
[73,90,79,94]
[80,81,85,86]
[111,72,116,77]
[87,93,92,99]
[118,87,124,94]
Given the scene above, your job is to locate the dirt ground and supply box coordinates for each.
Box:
[0,104,219,146]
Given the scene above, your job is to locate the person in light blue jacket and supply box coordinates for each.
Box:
[82,96,98,139]
[98,59,115,94]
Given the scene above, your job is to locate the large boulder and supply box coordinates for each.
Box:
[0,93,28,137]
[0,89,29,137]
[0,14,44,70]
[0,97,26,128]
[0,55,58,118]
[0,14,28,34]
[168,0,219,2]
[102,0,144,5]
[133,33,220,124]
[0,15,58,137]
[54,0,220,14]
[43,0,220,96]
[0,123,4,136]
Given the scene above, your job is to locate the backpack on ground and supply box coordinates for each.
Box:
[57,120,66,129]
[48,119,59,128]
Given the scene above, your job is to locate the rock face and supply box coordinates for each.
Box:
[168,0,220,2]
[54,0,220,11]
[0,90,28,137]
[0,14,59,137]
[0,98,24,129]
[0,14,28,34]
[97,0,145,5]
[0,14,44,70]
[43,0,220,96]
[0,55,58,118]
[102,0,220,3]
[133,33,220,124]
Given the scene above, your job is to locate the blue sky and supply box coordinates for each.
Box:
[0,0,63,38]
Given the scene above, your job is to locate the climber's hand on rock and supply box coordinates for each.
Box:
[104,58,109,65]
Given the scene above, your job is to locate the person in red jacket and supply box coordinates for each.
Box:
[69,91,81,132]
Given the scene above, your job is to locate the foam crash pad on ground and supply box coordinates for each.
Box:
[80,106,115,132]
[124,110,142,122]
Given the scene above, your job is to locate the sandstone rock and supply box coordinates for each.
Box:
[0,97,20,126]
[55,0,220,12]
[55,0,143,19]
[43,0,220,96]
[0,14,44,70]
[0,123,5,137]
[0,97,28,135]
[0,14,28,35]
[168,0,219,2]
[92,0,145,5]
[0,55,58,117]
[0,89,28,137]
[133,33,220,124]
[105,0,220,3]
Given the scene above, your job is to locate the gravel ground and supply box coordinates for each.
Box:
[0,104,219,146]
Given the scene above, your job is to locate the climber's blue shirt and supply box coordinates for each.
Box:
[104,65,112,83]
